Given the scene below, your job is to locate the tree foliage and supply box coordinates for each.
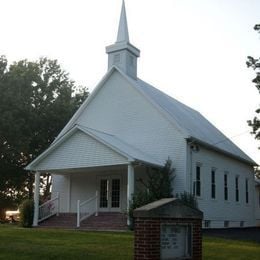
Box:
[176,191,198,209]
[247,24,260,143]
[128,158,175,220]
[141,158,175,200]
[0,56,88,217]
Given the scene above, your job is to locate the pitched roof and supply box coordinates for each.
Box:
[78,125,163,167]
[52,67,255,166]
[134,78,256,165]
[26,124,163,171]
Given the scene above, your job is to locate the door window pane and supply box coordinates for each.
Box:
[111,179,120,208]
[100,179,108,208]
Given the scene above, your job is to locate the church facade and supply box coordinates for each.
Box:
[26,1,258,229]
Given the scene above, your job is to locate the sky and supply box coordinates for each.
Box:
[1,0,260,164]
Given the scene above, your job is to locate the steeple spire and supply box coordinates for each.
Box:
[116,0,129,43]
[106,0,140,79]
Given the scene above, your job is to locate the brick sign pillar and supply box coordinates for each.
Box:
[133,198,203,260]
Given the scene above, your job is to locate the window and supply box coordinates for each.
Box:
[204,220,211,228]
[224,173,228,201]
[211,169,216,199]
[245,179,249,204]
[235,176,239,202]
[224,221,229,228]
[194,165,201,197]
[259,190,260,208]
[114,54,121,63]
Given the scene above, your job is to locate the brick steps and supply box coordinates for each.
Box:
[39,212,128,231]
[81,212,128,231]
[39,213,77,228]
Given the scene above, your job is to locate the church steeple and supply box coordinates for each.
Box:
[116,0,129,43]
[106,0,140,79]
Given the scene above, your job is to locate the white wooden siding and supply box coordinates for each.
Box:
[192,146,256,227]
[34,130,128,171]
[51,175,69,213]
[76,71,187,194]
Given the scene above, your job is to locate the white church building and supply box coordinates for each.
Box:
[26,1,259,229]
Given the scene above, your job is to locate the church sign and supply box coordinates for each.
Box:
[133,198,203,260]
[160,224,191,259]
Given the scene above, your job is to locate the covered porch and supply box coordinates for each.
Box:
[33,163,141,229]
[26,125,163,229]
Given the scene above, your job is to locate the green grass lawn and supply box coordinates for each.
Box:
[203,236,260,260]
[0,224,259,259]
[0,225,133,260]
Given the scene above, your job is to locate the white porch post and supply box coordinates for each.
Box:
[127,163,134,225]
[33,171,40,227]
[77,200,80,228]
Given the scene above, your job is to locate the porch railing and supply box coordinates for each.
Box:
[77,191,98,228]
[38,192,59,223]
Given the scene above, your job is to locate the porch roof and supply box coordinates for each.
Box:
[25,125,163,172]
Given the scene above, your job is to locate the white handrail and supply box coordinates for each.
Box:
[38,192,59,222]
[77,191,98,228]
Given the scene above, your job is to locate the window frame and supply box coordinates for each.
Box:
[224,172,228,201]
[258,190,260,208]
[245,178,249,204]
[235,176,239,202]
[194,164,202,197]
[211,168,216,199]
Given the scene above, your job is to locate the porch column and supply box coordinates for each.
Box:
[33,171,40,227]
[127,163,134,225]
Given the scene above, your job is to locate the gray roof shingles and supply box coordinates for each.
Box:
[135,78,255,165]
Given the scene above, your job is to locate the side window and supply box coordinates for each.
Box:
[193,164,201,197]
[245,179,249,204]
[235,176,239,202]
[224,173,228,201]
[211,169,216,199]
[258,190,260,208]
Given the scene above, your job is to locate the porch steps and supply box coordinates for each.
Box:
[81,212,128,231]
[39,213,77,228]
[39,212,128,231]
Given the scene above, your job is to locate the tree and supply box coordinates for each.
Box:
[128,158,175,221]
[0,56,88,218]
[247,24,260,144]
[140,158,174,200]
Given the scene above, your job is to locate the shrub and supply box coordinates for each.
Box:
[176,191,198,209]
[128,190,153,220]
[128,158,175,229]
[19,199,34,228]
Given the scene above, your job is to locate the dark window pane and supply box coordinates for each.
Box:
[111,179,120,208]
[100,179,108,208]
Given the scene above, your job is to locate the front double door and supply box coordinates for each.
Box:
[98,175,121,212]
